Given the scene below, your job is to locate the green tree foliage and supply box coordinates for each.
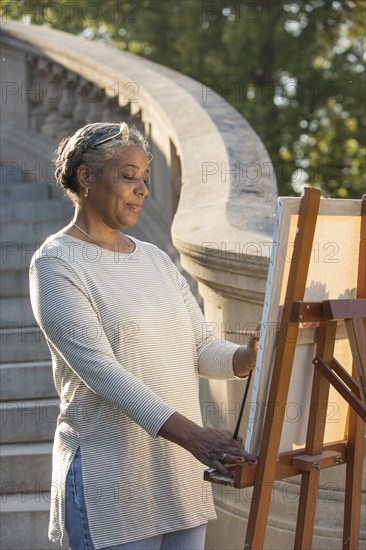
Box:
[1,0,364,197]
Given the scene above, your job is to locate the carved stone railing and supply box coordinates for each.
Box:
[2,20,359,550]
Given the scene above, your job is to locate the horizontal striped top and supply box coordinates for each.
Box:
[29,233,240,549]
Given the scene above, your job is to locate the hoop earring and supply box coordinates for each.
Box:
[84,188,89,198]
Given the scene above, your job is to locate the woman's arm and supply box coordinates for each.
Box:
[160,250,259,380]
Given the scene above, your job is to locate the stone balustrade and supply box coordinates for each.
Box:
[1,19,363,550]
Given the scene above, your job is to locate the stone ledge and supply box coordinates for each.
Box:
[0,398,58,443]
[0,361,55,400]
[0,493,69,550]
[1,442,53,495]
[0,199,72,224]
[0,327,50,363]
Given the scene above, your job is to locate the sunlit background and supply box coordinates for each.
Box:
[1,0,364,198]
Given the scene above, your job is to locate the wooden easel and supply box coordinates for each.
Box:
[204,189,366,549]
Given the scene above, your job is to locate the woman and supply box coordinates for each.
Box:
[29,122,258,550]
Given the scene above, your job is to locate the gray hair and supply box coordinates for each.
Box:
[54,122,151,204]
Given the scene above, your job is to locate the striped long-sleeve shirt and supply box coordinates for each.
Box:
[29,233,240,548]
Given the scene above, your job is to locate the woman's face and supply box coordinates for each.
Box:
[85,145,150,231]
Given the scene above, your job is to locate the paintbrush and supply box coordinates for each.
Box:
[233,368,253,441]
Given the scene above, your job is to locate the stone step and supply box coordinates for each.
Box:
[0,166,22,185]
[0,296,36,325]
[1,442,53,494]
[1,242,40,272]
[1,220,67,244]
[0,198,72,223]
[1,268,30,298]
[0,361,56,401]
[0,182,51,200]
[0,398,59,443]
[0,493,69,549]
[0,326,50,363]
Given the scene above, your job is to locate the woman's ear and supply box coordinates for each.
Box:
[76,165,93,193]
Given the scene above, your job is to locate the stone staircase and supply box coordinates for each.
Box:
[0,169,71,549]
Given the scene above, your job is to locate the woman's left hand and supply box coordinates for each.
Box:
[158,412,257,477]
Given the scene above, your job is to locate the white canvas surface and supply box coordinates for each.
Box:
[244,197,361,455]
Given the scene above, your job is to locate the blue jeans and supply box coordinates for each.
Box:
[65,448,207,550]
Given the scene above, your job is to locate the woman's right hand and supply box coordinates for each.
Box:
[158,412,257,476]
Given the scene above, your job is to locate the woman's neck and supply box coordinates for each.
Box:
[65,209,134,253]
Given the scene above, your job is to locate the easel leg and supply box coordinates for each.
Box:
[343,408,364,549]
[295,322,336,549]
[344,194,366,547]
[294,470,320,549]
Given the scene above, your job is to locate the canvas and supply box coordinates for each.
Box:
[244,196,361,455]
